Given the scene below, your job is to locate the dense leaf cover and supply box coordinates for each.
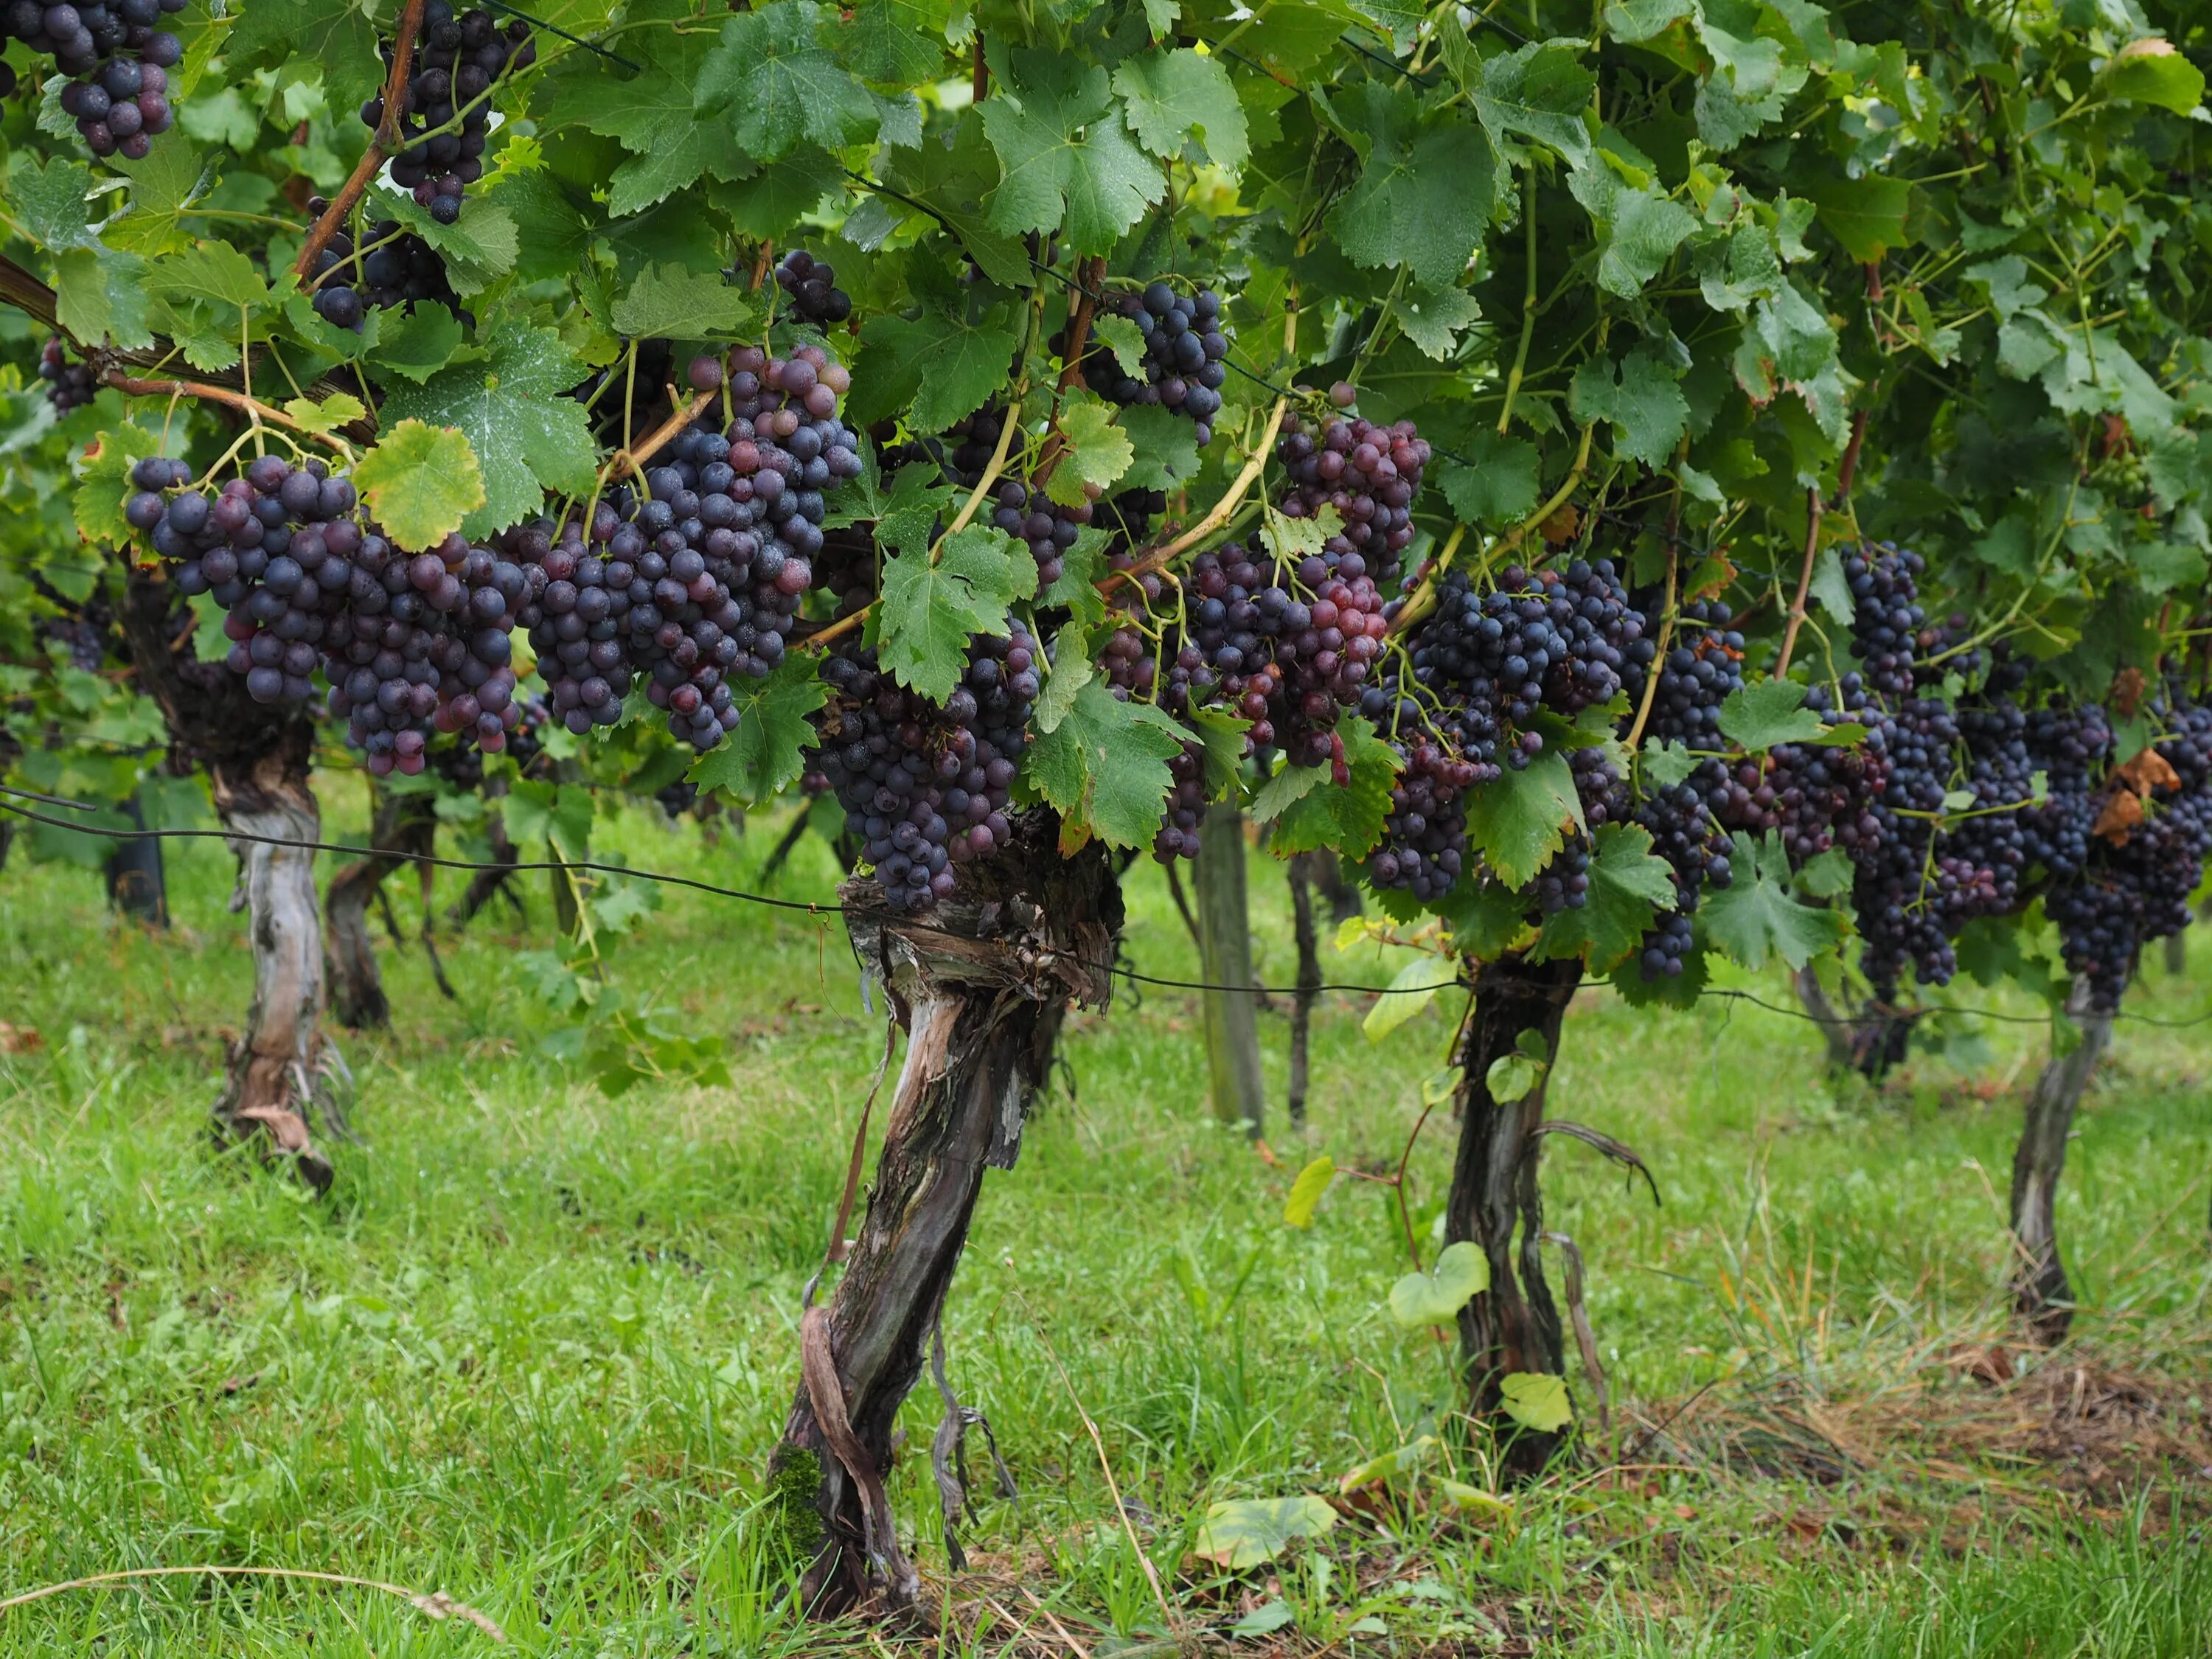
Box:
[2,0,2211,1015]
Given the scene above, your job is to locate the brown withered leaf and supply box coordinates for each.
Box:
[2112,666,2146,718]
[1539,502,1582,546]
[2093,787,2144,845]
[2115,746,2180,795]
[0,1023,44,1054]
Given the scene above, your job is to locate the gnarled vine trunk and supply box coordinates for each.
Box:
[325,782,437,1029]
[771,813,1120,1616]
[119,562,338,1190]
[1444,953,1581,1479]
[1194,803,1265,1138]
[2011,975,2113,1345]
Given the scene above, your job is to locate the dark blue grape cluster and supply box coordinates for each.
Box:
[512,344,860,748]
[310,211,461,331]
[131,451,524,776]
[1629,602,1747,978]
[15,0,184,160]
[1083,283,1230,445]
[1844,542,1925,699]
[774,248,852,327]
[991,478,1091,588]
[363,1,532,226]
[1154,740,1209,863]
[817,627,1040,913]
[1368,738,1477,900]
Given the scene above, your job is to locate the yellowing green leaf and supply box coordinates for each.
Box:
[1498,1371,1573,1433]
[1388,1239,1490,1326]
[1363,953,1459,1041]
[352,420,487,552]
[1283,1155,1335,1228]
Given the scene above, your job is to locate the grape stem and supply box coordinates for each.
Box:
[103,372,358,462]
[293,0,430,282]
[1035,255,1107,485]
[1773,482,1823,681]
[605,386,719,484]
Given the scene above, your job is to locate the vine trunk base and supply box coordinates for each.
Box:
[2011,978,2112,1346]
[768,813,1120,1617]
[1446,953,1582,1480]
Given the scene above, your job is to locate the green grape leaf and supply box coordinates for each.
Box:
[1470,40,1595,164]
[1033,621,1099,736]
[2098,38,2205,114]
[1112,47,1250,171]
[853,304,1022,434]
[685,656,832,804]
[1568,345,1690,468]
[1603,0,1694,43]
[74,423,163,548]
[1116,403,1203,492]
[1568,161,1699,299]
[352,420,487,552]
[611,262,759,340]
[225,0,380,114]
[982,52,1164,253]
[380,322,598,538]
[1717,678,1828,750]
[1388,1240,1490,1327]
[1282,1155,1335,1228]
[1639,739,1697,789]
[1363,953,1460,1041]
[874,526,1037,700]
[366,304,466,385]
[55,248,153,350]
[695,1,878,161]
[1023,678,1186,849]
[1439,431,1540,524]
[832,0,949,84]
[1499,1371,1573,1433]
[1046,399,1134,507]
[10,155,101,251]
[1798,174,1913,263]
[1326,85,1496,289]
[1464,748,1584,889]
[147,241,268,313]
[1532,821,1677,973]
[1268,717,1398,858]
[1090,313,1148,378]
[1700,830,1848,971]
[104,142,210,260]
[504,779,594,862]
[1397,283,1483,361]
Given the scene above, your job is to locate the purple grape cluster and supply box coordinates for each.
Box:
[310,211,462,331]
[1154,740,1209,863]
[38,338,97,415]
[512,344,860,748]
[1368,738,1476,900]
[363,1,532,226]
[16,0,184,160]
[991,478,1091,588]
[1274,415,1430,589]
[1082,283,1231,445]
[131,451,524,776]
[816,628,1040,912]
[774,248,852,327]
[1845,543,1925,699]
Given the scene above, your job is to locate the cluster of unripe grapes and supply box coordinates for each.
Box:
[8,0,185,159]
[363,1,532,225]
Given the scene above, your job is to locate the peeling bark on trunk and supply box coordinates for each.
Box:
[119,563,338,1189]
[1793,964,1857,1072]
[1194,804,1265,1137]
[771,813,1121,1617]
[2011,976,2113,1346]
[1445,953,1582,1479]
[1793,964,1913,1077]
[325,782,437,1029]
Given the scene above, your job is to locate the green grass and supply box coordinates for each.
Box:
[4,776,2211,1655]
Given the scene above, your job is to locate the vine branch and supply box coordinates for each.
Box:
[1774,483,1823,681]
[294,0,428,282]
